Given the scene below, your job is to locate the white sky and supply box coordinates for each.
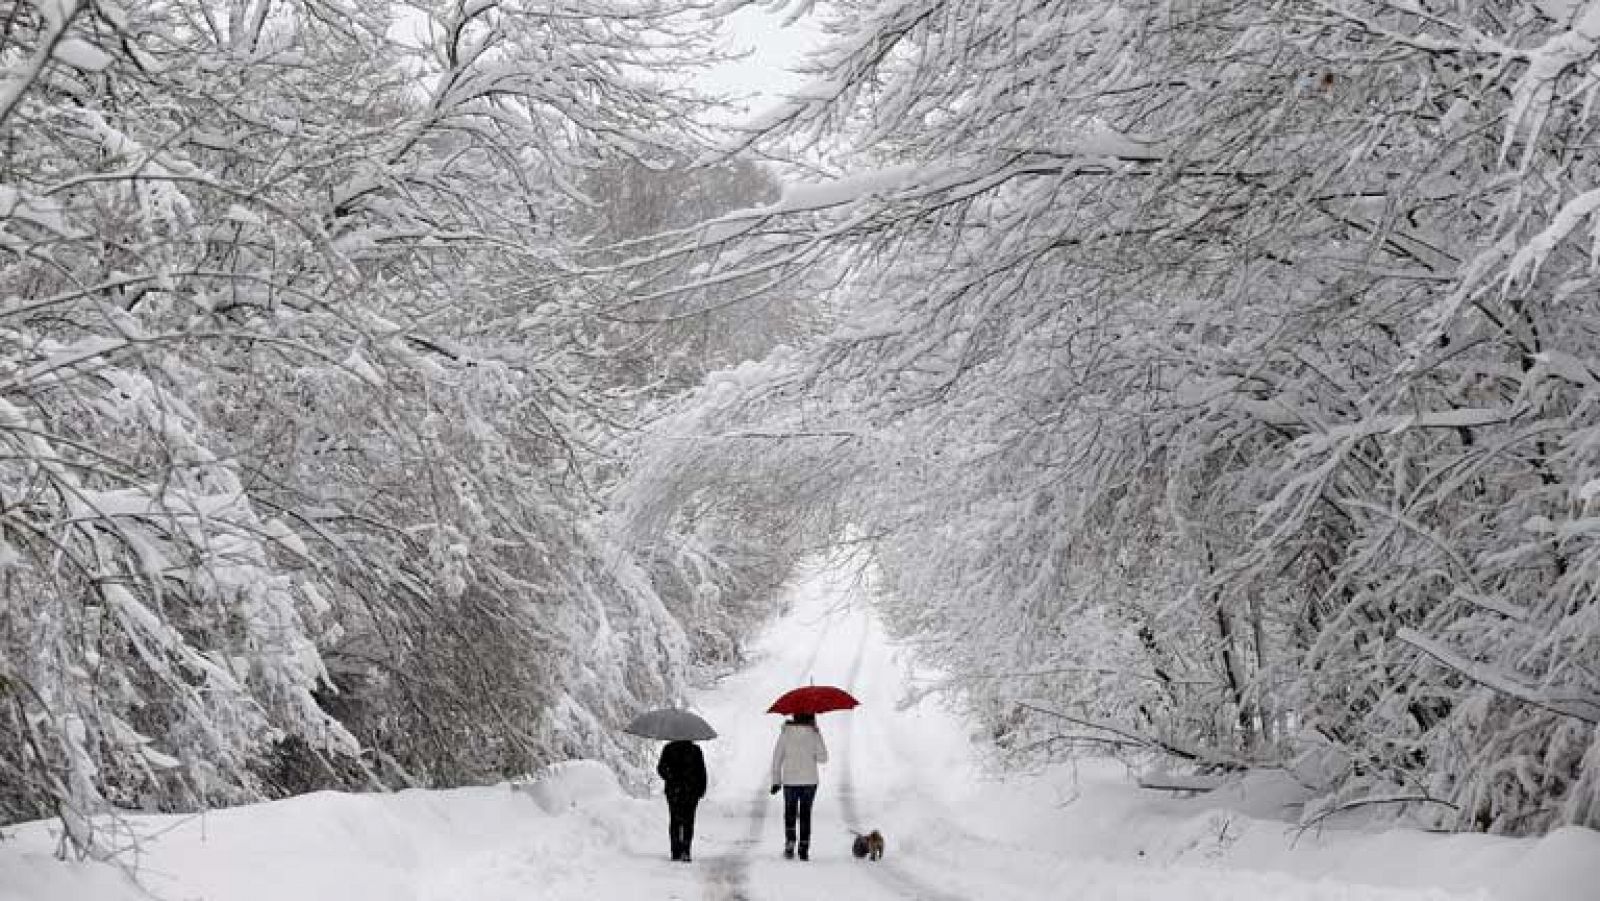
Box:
[696,4,827,118]
[390,4,827,125]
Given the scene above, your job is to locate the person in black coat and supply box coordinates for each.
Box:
[657,739,707,862]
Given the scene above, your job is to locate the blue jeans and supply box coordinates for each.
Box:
[782,784,817,847]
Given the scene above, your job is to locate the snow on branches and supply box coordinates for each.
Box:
[626,0,1600,834]
[0,0,718,853]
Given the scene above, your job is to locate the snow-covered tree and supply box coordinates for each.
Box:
[578,157,837,671]
[577,157,812,396]
[607,348,860,671]
[630,0,1600,834]
[0,0,722,851]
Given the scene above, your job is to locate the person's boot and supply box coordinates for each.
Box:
[783,839,795,859]
[798,841,809,861]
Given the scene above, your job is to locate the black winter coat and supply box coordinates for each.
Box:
[657,740,706,799]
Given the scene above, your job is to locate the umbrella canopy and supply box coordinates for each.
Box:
[767,685,860,716]
[623,708,717,741]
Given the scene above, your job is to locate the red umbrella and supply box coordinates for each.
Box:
[767,685,860,715]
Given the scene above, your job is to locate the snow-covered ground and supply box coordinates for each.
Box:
[3,563,1596,901]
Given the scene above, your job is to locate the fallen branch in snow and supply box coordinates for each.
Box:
[1293,794,1459,843]
[1013,702,1246,769]
[1007,733,1147,760]
[971,666,1213,687]
[1136,772,1227,793]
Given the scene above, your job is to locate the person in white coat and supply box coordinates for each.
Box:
[769,713,828,860]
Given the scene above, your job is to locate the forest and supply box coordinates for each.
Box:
[1,0,1597,858]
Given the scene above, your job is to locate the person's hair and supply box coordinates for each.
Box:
[793,713,816,726]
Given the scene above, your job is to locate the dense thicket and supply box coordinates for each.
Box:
[0,0,790,855]
[580,159,838,669]
[628,0,1600,834]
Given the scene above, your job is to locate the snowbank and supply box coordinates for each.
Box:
[0,761,662,901]
[965,758,1598,900]
[520,759,624,814]
[1489,826,1600,901]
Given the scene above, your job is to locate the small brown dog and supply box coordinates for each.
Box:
[851,829,885,861]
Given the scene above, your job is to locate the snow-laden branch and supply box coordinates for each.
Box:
[1398,628,1600,724]
[0,0,85,128]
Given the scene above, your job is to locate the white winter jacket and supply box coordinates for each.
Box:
[770,722,829,786]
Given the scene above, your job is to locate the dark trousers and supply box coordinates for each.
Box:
[782,784,817,849]
[667,794,699,859]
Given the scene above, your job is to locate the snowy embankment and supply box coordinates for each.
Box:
[3,564,1596,901]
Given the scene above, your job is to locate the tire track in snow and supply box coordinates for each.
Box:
[701,789,766,901]
[795,603,837,684]
[699,591,842,901]
[836,605,969,901]
[836,610,871,833]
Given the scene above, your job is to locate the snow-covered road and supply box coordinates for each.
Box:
[672,563,1483,901]
[5,562,1580,901]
